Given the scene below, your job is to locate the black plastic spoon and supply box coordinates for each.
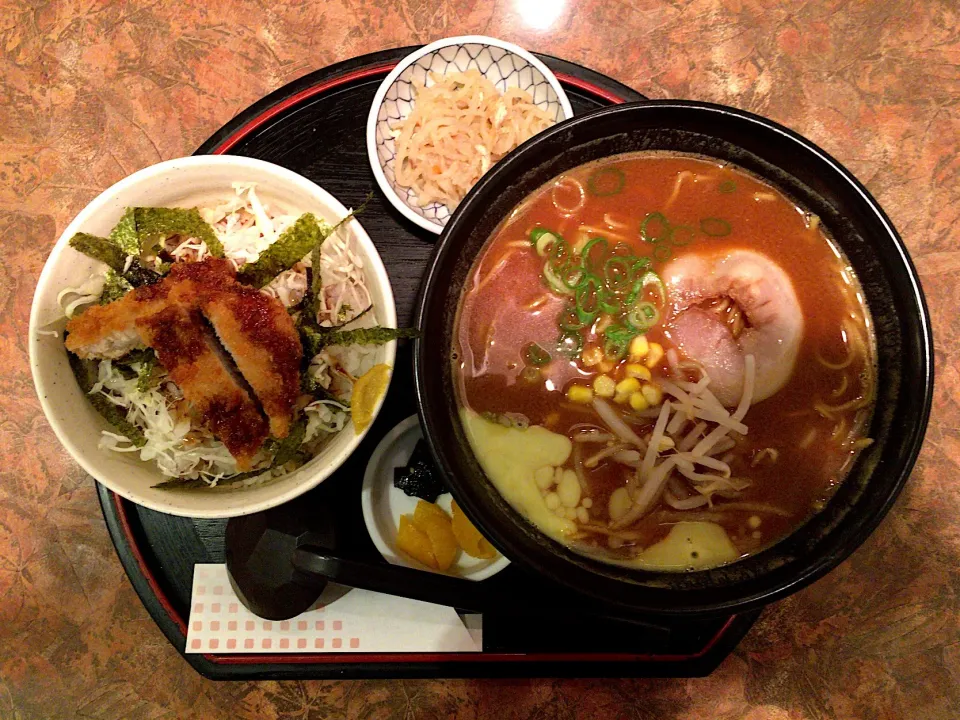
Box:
[225,502,497,620]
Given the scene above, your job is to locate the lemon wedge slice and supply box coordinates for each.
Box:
[351,363,391,434]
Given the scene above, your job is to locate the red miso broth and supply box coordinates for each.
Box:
[454,152,875,571]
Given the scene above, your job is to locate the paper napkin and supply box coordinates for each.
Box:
[185,564,482,654]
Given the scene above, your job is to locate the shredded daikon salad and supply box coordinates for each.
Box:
[60,183,380,485]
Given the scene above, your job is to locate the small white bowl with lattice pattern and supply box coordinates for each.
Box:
[367,36,574,234]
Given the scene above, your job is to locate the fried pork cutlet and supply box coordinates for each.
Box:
[65,257,303,465]
[64,259,236,359]
[135,305,268,470]
[202,284,302,439]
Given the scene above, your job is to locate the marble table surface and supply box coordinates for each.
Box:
[1,1,958,718]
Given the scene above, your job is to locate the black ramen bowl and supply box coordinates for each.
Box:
[413,101,933,619]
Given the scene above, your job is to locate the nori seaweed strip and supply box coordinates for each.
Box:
[69,233,126,272]
[133,207,224,257]
[69,232,162,289]
[109,208,140,255]
[68,352,146,447]
[272,415,308,467]
[329,304,373,330]
[306,193,374,317]
[301,325,419,355]
[117,348,154,365]
[300,370,350,407]
[100,269,133,304]
[123,259,163,287]
[136,352,159,393]
[238,213,331,288]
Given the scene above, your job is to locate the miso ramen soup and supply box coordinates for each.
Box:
[454,152,876,571]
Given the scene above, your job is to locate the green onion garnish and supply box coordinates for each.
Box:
[700,218,732,236]
[669,225,696,246]
[522,342,552,367]
[640,212,671,244]
[586,167,626,197]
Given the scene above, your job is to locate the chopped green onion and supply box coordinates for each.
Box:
[523,342,552,367]
[574,276,601,324]
[558,305,585,332]
[627,301,660,330]
[603,256,633,292]
[557,331,583,357]
[669,225,696,246]
[639,270,666,305]
[559,262,586,291]
[700,217,732,236]
[603,337,628,360]
[641,212,671,244]
[579,237,608,269]
[718,180,737,194]
[586,167,626,197]
[653,243,673,262]
[604,323,636,344]
[597,288,623,315]
[529,227,556,245]
[542,261,574,295]
[535,232,560,257]
[623,277,643,306]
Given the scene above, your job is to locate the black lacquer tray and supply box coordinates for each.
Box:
[97,46,759,680]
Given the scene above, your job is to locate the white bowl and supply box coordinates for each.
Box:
[29,155,397,518]
[361,415,510,581]
[366,35,574,234]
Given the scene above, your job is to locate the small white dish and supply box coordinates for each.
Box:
[29,155,397,519]
[366,35,574,234]
[361,415,510,580]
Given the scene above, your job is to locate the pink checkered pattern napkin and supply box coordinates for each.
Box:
[185,564,482,654]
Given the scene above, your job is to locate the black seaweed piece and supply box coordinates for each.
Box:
[300,325,419,357]
[133,207,224,257]
[393,439,446,502]
[124,259,163,287]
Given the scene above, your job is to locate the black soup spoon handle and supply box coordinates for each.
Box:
[293,545,490,613]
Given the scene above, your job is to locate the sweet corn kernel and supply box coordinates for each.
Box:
[641,383,663,406]
[629,335,650,361]
[567,385,594,404]
[597,359,615,373]
[629,391,650,411]
[593,374,616,398]
[624,363,652,381]
[581,345,603,367]
[644,342,664,369]
[615,377,641,395]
